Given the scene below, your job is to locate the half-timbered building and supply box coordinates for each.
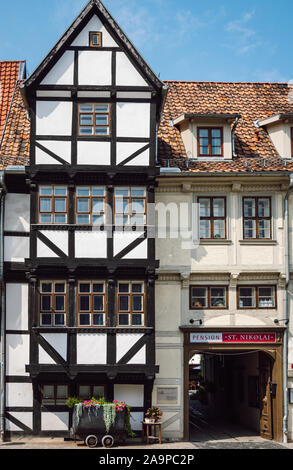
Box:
[0,0,166,437]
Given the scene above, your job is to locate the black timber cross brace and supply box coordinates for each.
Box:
[36,231,68,259]
[35,331,71,377]
[5,412,32,434]
[35,142,70,166]
[114,231,146,260]
[117,333,148,364]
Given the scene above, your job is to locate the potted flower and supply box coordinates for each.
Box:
[145,407,162,423]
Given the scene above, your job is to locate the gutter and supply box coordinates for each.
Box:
[283,173,293,443]
[0,170,7,442]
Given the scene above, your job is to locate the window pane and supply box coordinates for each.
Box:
[200,220,211,238]
[54,214,66,224]
[133,296,143,311]
[131,215,145,225]
[258,219,270,239]
[77,199,89,212]
[211,129,221,138]
[212,145,222,155]
[55,198,66,212]
[115,215,129,225]
[119,283,130,293]
[77,215,90,224]
[93,314,104,326]
[79,314,90,325]
[40,187,53,196]
[55,296,65,311]
[95,115,108,126]
[132,314,142,326]
[92,215,104,225]
[199,199,210,217]
[54,187,67,196]
[79,283,90,293]
[80,114,93,126]
[244,199,255,217]
[132,283,143,293]
[57,385,67,398]
[55,283,65,293]
[41,296,51,311]
[191,287,207,308]
[258,287,274,307]
[199,129,208,137]
[93,283,104,293]
[92,199,104,213]
[239,288,255,308]
[79,104,93,113]
[244,220,256,238]
[116,198,129,213]
[80,296,90,311]
[132,199,145,213]
[119,296,129,311]
[41,283,52,293]
[40,198,52,212]
[41,314,52,325]
[93,295,104,311]
[213,199,225,217]
[80,127,93,135]
[55,314,65,326]
[210,288,226,307]
[95,104,109,112]
[95,127,108,135]
[40,214,52,223]
[115,188,129,197]
[131,188,146,197]
[119,314,129,326]
[258,199,270,217]
[213,219,225,239]
[43,385,54,399]
[92,187,105,196]
[77,188,90,196]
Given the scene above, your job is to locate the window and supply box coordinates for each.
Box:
[117,282,145,326]
[199,197,226,239]
[243,197,271,239]
[39,186,68,224]
[39,281,67,326]
[114,187,147,226]
[78,103,110,136]
[89,31,102,47]
[238,286,276,309]
[42,384,68,406]
[198,128,223,156]
[190,286,228,309]
[78,281,106,327]
[78,385,105,400]
[76,187,106,225]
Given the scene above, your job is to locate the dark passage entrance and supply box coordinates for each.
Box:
[189,350,274,442]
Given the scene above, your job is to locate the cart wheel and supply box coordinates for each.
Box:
[102,435,114,448]
[85,435,99,448]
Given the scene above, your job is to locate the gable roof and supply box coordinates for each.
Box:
[0,80,30,168]
[0,60,26,143]
[22,0,165,93]
[158,81,293,173]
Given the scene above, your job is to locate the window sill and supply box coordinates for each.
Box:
[239,240,277,245]
[200,239,232,245]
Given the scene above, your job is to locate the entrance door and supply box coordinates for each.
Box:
[259,352,273,440]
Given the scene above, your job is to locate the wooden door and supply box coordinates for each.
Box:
[259,352,273,440]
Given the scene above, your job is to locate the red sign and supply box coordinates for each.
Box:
[222,333,276,343]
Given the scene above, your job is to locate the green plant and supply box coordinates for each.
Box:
[145,407,162,421]
[125,405,136,438]
[103,403,116,432]
[66,397,82,409]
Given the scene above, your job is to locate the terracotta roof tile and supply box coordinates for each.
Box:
[159,81,293,173]
[0,61,25,142]
[0,80,30,168]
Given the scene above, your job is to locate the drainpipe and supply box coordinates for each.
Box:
[0,170,7,442]
[283,173,293,443]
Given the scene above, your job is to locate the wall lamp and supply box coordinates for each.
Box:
[189,319,203,325]
[274,318,289,326]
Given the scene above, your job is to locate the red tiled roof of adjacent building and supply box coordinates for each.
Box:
[0,61,25,141]
[158,80,293,173]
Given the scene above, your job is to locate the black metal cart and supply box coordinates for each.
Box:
[70,404,127,448]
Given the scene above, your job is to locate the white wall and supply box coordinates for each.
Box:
[5,194,30,232]
[36,101,72,136]
[6,283,28,331]
[40,51,74,86]
[117,103,150,138]
[4,236,29,262]
[77,334,107,364]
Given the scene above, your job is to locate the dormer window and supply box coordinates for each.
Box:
[198,127,223,157]
[89,31,102,47]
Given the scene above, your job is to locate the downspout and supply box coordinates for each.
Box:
[283,173,293,443]
[0,170,7,442]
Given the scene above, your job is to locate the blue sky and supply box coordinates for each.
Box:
[0,0,292,83]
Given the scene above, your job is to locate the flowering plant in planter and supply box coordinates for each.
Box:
[145,407,162,422]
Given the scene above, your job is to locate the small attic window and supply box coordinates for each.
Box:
[89,32,102,47]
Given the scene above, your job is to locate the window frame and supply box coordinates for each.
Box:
[242,196,272,240]
[78,103,111,137]
[116,281,145,327]
[77,281,107,327]
[38,185,68,224]
[190,285,229,310]
[114,187,147,227]
[237,285,277,310]
[198,196,227,240]
[41,384,68,406]
[197,127,224,157]
[39,281,67,327]
[78,384,106,400]
[89,31,102,47]
[75,186,107,225]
